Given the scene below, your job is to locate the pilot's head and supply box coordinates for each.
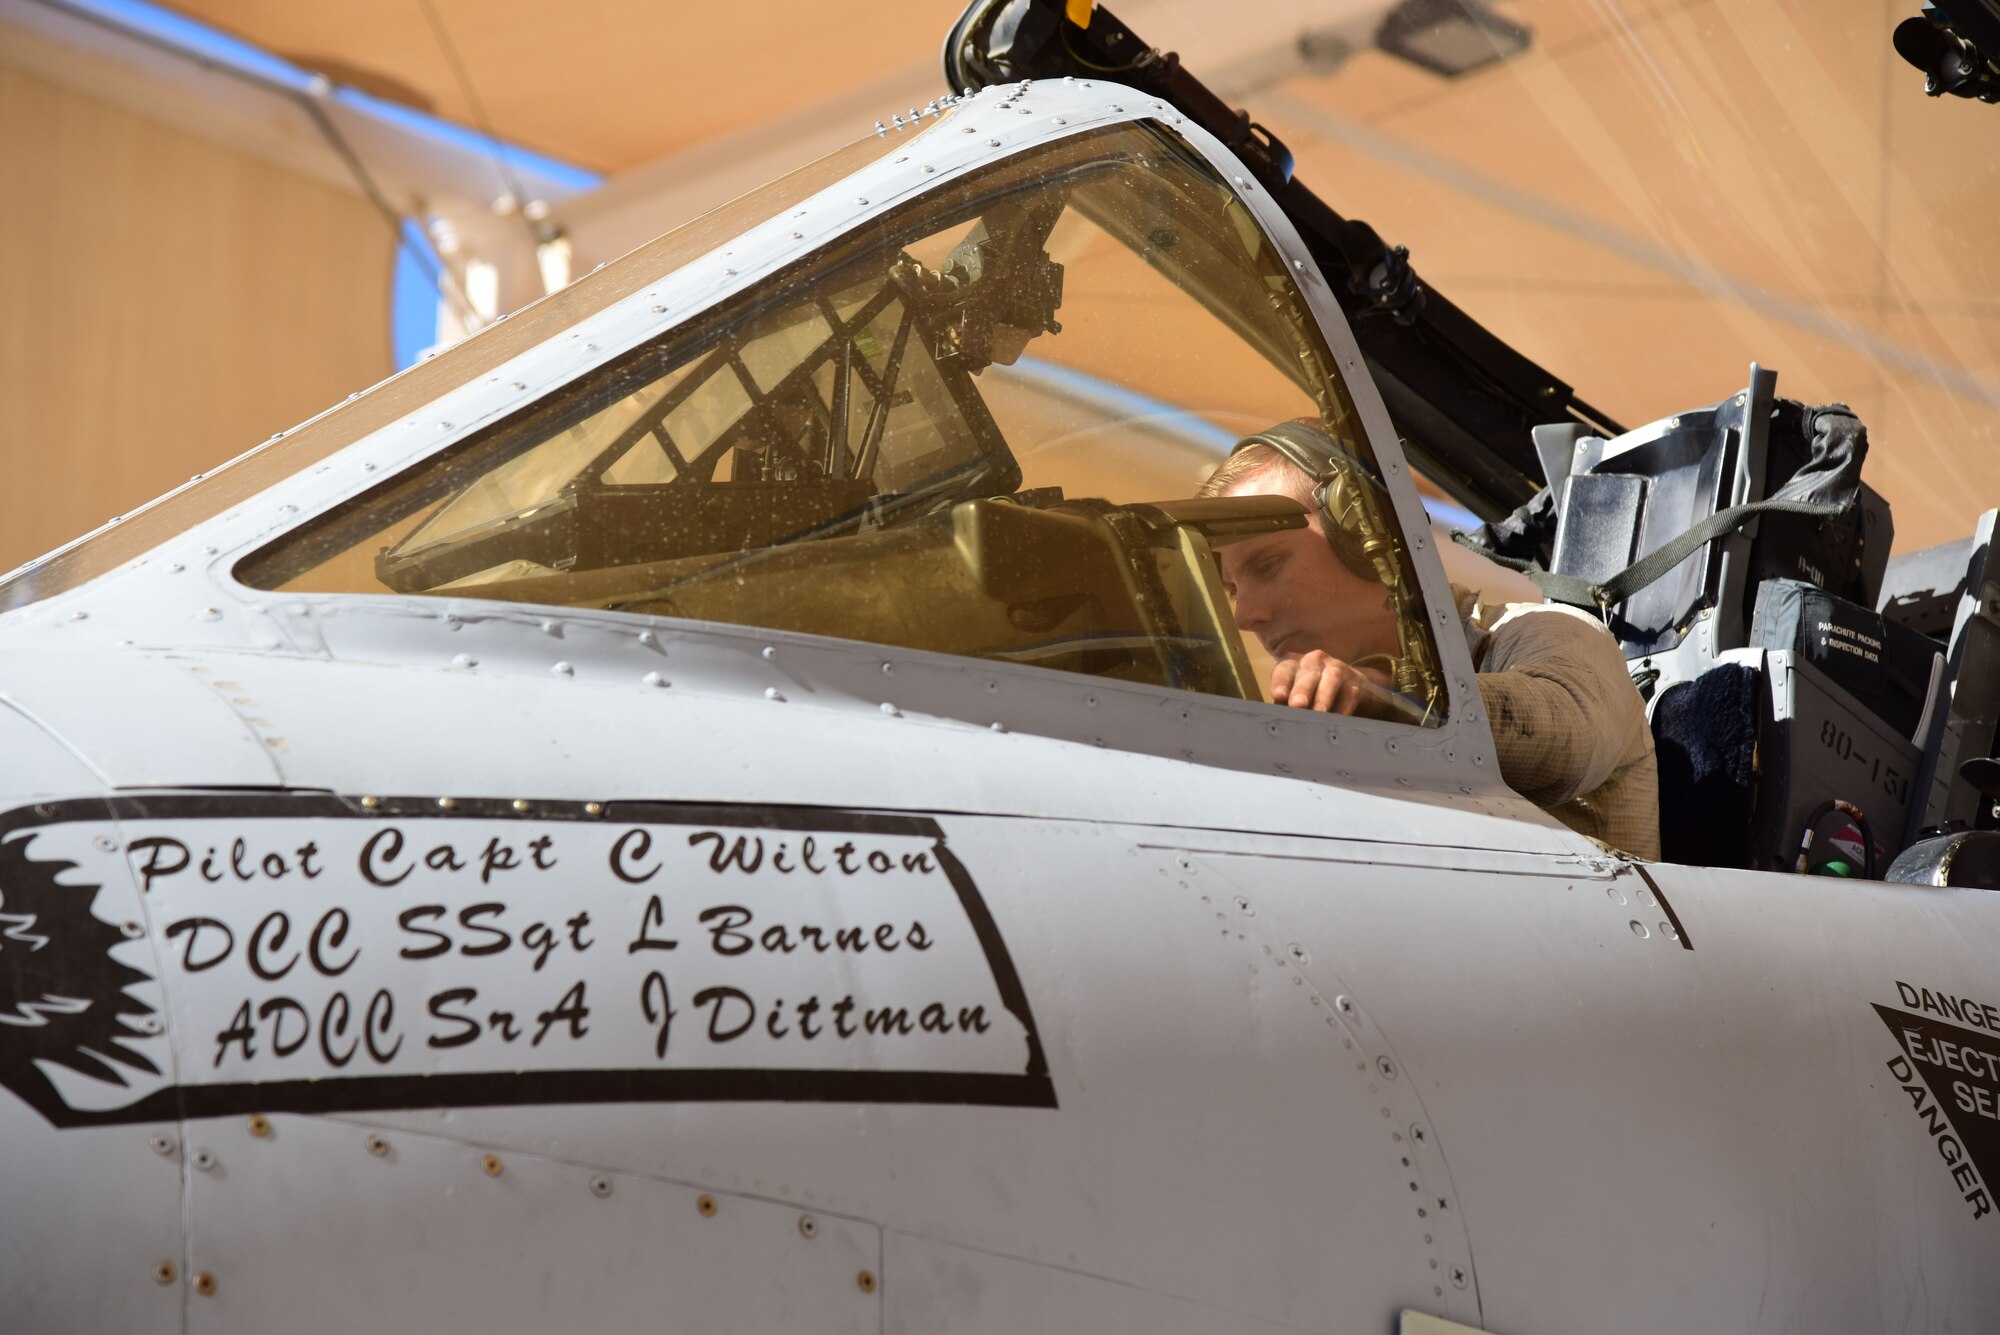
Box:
[1200,419,1401,666]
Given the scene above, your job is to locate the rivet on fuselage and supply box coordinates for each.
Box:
[697,1194,717,1217]
[247,1115,271,1138]
[482,1153,504,1176]
[512,799,531,813]
[360,795,381,809]
[437,796,457,810]
[584,802,604,816]
[367,1134,390,1157]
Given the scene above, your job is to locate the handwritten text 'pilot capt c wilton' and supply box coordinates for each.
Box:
[121,819,1025,1084]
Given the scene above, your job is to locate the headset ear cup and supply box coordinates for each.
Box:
[1317,474,1377,580]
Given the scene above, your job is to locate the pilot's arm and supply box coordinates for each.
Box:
[1468,597,1660,858]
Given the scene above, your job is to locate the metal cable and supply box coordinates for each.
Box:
[30,0,480,328]
[413,0,554,249]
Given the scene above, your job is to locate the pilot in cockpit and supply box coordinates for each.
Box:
[1201,419,1661,859]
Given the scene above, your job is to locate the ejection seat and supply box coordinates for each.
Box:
[1476,364,1954,878]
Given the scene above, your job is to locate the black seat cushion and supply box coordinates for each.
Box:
[1653,664,1759,867]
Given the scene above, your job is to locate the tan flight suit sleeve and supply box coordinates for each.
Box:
[1473,603,1650,808]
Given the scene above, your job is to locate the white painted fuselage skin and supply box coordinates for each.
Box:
[1,80,1996,1335]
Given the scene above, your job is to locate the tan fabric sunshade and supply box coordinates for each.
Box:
[161,0,972,172]
[158,0,1999,548]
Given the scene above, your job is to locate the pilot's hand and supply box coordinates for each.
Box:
[1271,651,1392,715]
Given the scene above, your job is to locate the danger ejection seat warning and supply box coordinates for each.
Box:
[1875,981,2000,1221]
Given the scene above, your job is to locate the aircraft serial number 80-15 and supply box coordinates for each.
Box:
[2,2,1996,1332]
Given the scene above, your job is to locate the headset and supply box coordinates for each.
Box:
[1227,417,1444,719]
[1229,418,1387,581]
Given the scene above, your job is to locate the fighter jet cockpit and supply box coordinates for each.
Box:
[237,118,1450,725]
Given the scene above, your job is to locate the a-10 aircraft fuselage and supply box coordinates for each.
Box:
[1,77,1994,1335]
